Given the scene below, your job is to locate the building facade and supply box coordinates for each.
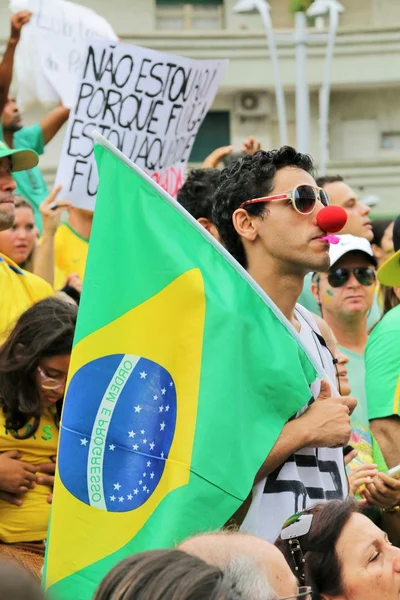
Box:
[1,0,400,214]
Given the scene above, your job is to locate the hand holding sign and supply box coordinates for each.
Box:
[9,0,117,109]
[10,10,32,43]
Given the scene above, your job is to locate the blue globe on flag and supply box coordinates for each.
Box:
[58,354,177,512]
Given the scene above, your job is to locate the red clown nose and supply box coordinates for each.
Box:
[316,205,347,233]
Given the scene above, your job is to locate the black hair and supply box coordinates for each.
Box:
[316,175,343,189]
[371,218,394,247]
[94,549,241,600]
[212,146,315,268]
[0,297,77,438]
[177,168,221,221]
[275,500,358,600]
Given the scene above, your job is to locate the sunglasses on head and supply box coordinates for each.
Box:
[239,185,330,215]
[280,512,314,584]
[328,267,376,288]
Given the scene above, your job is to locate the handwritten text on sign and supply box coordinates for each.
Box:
[56,41,227,208]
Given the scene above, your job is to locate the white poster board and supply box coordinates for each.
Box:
[9,0,117,109]
[55,41,228,208]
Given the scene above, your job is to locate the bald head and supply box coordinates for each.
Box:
[179,531,298,599]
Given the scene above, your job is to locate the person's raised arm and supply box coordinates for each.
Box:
[0,11,31,115]
[34,186,71,286]
[40,104,70,145]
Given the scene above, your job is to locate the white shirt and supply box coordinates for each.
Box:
[241,305,348,543]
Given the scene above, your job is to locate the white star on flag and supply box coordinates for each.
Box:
[140,429,145,435]
[132,444,139,450]
[80,438,88,446]
[139,480,143,485]
[127,494,133,500]
[118,496,124,502]
[165,405,170,412]
[143,438,147,444]
[150,472,155,479]
[140,371,147,379]
[109,444,115,451]
[114,483,121,490]
[133,489,139,495]
[134,405,142,413]
[143,472,147,477]
[160,421,166,431]
[169,381,173,387]
[143,485,147,492]
[160,452,165,458]
[147,461,151,467]
[161,388,166,395]
[153,395,158,400]
[110,495,116,502]
[159,406,164,413]
[147,489,150,494]
[149,442,155,451]
[128,431,135,438]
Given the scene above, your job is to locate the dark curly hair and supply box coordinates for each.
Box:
[212,146,315,267]
[0,297,77,439]
[177,168,221,221]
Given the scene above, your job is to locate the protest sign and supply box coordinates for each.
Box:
[10,0,117,109]
[55,41,228,208]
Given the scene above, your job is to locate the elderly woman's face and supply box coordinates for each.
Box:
[333,513,400,599]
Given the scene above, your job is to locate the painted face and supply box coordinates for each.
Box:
[240,166,331,275]
[323,181,373,241]
[334,512,400,600]
[317,252,376,319]
[0,205,36,264]
[34,354,71,408]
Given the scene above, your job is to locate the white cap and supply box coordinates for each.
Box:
[329,234,377,268]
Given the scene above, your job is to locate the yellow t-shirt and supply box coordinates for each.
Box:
[0,408,59,543]
[0,252,53,342]
[54,223,88,290]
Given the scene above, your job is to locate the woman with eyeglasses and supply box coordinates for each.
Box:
[276,500,400,600]
[0,297,77,576]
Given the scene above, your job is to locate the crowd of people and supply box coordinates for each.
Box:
[0,9,399,600]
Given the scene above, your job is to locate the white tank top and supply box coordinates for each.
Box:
[241,305,348,543]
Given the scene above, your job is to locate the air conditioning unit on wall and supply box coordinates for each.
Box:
[234,92,271,118]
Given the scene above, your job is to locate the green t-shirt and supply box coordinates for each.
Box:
[338,345,368,429]
[365,304,400,420]
[0,123,48,233]
[298,272,383,330]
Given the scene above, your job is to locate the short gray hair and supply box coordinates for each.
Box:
[225,554,279,600]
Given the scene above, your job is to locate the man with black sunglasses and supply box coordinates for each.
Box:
[298,175,382,328]
[310,234,377,430]
[213,147,356,543]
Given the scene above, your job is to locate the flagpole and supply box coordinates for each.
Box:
[91,130,339,395]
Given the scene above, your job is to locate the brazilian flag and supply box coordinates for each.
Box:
[45,135,317,600]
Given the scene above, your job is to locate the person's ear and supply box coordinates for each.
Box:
[232,208,260,242]
[311,281,321,305]
[197,218,222,243]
